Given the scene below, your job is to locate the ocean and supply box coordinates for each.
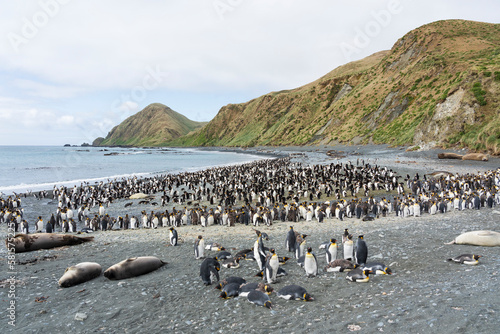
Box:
[0,146,265,195]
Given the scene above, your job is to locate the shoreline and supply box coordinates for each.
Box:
[1,146,499,333]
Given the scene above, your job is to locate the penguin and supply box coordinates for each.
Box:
[342,229,349,243]
[205,242,223,251]
[200,257,220,285]
[219,282,241,299]
[324,259,356,272]
[35,216,43,232]
[355,235,368,265]
[447,254,482,265]
[215,250,232,261]
[247,289,272,309]
[362,262,392,275]
[277,284,314,301]
[346,268,372,282]
[234,249,253,260]
[325,238,338,263]
[215,276,246,290]
[304,247,318,278]
[169,227,178,246]
[222,257,240,269]
[194,235,205,259]
[263,248,280,284]
[21,220,29,234]
[253,232,266,271]
[239,282,273,297]
[343,234,354,261]
[295,236,307,259]
[285,226,296,252]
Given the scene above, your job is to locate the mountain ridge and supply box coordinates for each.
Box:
[169,19,500,155]
[93,103,206,147]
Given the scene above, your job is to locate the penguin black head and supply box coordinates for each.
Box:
[219,291,228,299]
[384,267,393,275]
[198,235,203,240]
[473,255,482,260]
[264,300,272,309]
[358,235,364,240]
[303,293,314,301]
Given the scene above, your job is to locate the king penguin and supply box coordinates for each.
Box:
[285,226,296,252]
[200,257,220,285]
[247,289,272,309]
[447,254,482,265]
[169,227,178,246]
[277,284,314,301]
[264,248,280,284]
[194,235,205,259]
[304,247,318,278]
[253,232,266,270]
[343,234,354,261]
[325,238,337,263]
[346,268,372,282]
[355,235,368,265]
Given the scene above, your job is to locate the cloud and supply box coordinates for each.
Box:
[0,0,499,145]
[13,79,84,99]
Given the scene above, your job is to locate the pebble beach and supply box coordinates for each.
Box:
[1,146,499,334]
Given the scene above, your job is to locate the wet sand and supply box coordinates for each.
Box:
[1,146,499,333]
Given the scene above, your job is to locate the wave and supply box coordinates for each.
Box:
[0,172,152,194]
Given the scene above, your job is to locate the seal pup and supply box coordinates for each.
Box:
[104,256,167,280]
[277,284,314,301]
[447,254,482,265]
[9,233,93,253]
[445,230,500,247]
[58,262,102,287]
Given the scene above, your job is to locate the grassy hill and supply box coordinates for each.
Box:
[94,103,206,146]
[170,20,500,154]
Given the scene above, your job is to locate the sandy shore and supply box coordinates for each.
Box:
[1,146,499,333]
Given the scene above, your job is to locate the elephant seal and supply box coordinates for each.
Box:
[129,193,150,199]
[58,262,102,287]
[438,152,463,159]
[9,233,94,253]
[103,256,167,280]
[445,230,500,247]
[462,153,488,161]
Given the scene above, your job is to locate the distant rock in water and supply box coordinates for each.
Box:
[95,103,206,147]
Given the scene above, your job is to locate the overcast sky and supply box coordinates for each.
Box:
[0,0,498,145]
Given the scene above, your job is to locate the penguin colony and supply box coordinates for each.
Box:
[3,160,498,236]
[2,158,497,309]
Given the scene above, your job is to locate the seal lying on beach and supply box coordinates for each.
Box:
[129,193,151,199]
[103,256,167,280]
[9,233,94,253]
[445,230,500,247]
[462,153,488,161]
[438,152,463,159]
[58,262,102,287]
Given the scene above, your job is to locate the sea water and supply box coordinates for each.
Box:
[0,146,264,195]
